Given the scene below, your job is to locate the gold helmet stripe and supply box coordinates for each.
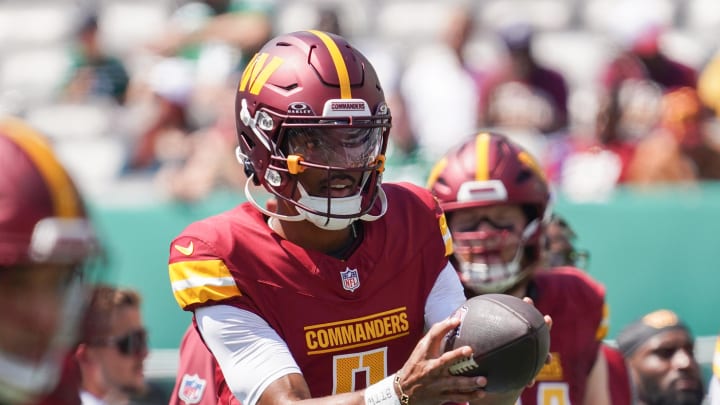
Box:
[308,30,352,99]
[0,118,80,218]
[475,132,491,181]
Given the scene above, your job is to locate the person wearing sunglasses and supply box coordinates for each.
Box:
[75,285,149,404]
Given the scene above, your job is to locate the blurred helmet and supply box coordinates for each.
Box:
[0,117,98,403]
[427,132,550,293]
[234,30,391,230]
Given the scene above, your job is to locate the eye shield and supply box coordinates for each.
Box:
[283,126,383,168]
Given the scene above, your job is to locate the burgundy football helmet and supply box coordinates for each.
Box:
[235,30,391,230]
[0,117,98,403]
[427,132,550,293]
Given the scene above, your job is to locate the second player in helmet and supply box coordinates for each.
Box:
[428,132,611,404]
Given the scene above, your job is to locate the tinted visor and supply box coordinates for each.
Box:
[284,126,383,168]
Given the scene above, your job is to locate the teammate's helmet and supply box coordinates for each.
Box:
[0,117,98,403]
[427,132,550,293]
[235,30,391,230]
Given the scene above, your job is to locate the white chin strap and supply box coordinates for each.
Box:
[459,218,540,293]
[460,247,525,294]
[0,352,62,404]
[243,175,388,230]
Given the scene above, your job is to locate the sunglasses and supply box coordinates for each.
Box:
[92,329,148,356]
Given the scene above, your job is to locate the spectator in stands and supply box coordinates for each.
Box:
[62,13,130,105]
[75,285,149,405]
[698,52,720,119]
[601,1,697,93]
[123,58,195,172]
[153,84,243,201]
[617,309,705,405]
[0,117,100,404]
[400,4,485,162]
[627,86,720,184]
[147,0,272,59]
[479,22,569,135]
[543,78,660,202]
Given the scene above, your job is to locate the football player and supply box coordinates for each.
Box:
[0,117,99,404]
[427,132,611,404]
[617,309,704,405]
[170,324,226,405]
[168,30,497,405]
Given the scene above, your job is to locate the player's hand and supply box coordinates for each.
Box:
[522,296,552,388]
[394,317,487,405]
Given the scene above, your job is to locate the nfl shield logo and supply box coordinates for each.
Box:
[178,373,207,404]
[340,267,360,292]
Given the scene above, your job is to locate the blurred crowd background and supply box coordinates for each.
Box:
[4,0,720,398]
[5,0,720,203]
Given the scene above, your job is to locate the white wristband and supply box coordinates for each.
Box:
[364,375,401,405]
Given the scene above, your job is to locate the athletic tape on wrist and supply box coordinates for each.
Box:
[364,375,401,405]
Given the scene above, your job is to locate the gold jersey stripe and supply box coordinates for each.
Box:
[173,285,243,309]
[595,303,610,340]
[713,337,720,377]
[0,117,80,218]
[307,30,351,99]
[169,260,241,308]
[439,213,453,256]
[474,132,490,181]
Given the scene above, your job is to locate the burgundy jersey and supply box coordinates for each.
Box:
[169,183,453,401]
[170,324,232,405]
[601,344,632,405]
[519,267,607,405]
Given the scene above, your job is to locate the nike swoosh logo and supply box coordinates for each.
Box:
[174,241,194,256]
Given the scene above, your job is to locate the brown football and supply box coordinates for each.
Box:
[443,294,550,392]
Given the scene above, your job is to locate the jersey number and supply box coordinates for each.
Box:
[332,347,387,394]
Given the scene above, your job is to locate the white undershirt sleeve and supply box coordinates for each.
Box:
[195,305,301,405]
[424,261,467,327]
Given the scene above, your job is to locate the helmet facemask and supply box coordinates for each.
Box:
[449,207,542,294]
[238,98,390,230]
[0,217,100,404]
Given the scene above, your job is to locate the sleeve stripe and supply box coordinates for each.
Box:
[169,259,242,309]
[438,213,454,256]
[169,259,232,282]
[595,303,609,340]
[171,276,236,291]
[174,285,243,309]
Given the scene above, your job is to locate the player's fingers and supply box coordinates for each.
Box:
[437,344,474,371]
[424,317,461,354]
[436,375,487,400]
[544,314,553,330]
